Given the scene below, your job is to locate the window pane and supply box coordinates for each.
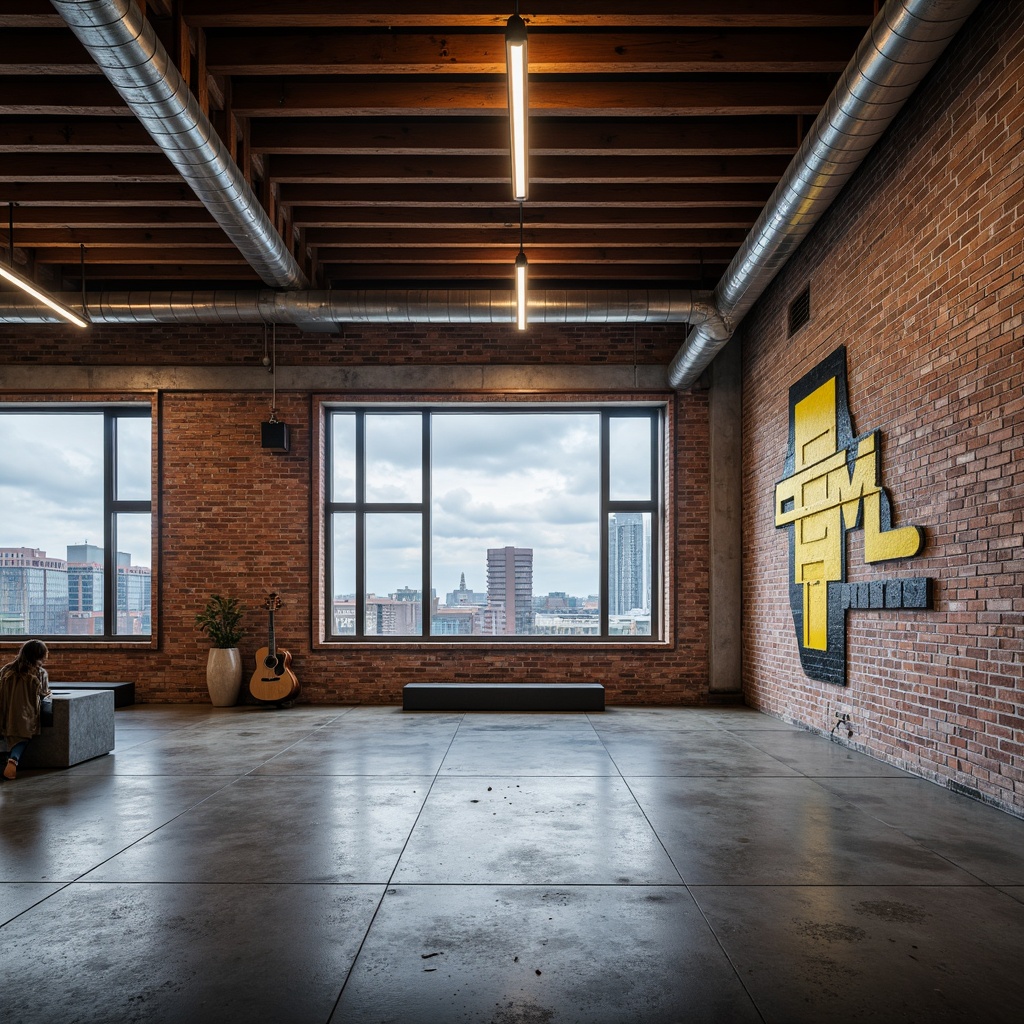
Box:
[114,513,151,636]
[116,416,151,500]
[330,512,356,634]
[365,513,422,636]
[608,511,651,635]
[365,414,422,503]
[430,413,600,635]
[609,417,652,501]
[0,413,103,636]
[331,413,356,503]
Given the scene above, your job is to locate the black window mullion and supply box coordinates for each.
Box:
[422,412,431,637]
[103,413,116,635]
[600,412,610,636]
[324,411,335,637]
[650,410,662,639]
[355,411,366,638]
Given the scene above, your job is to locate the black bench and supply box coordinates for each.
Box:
[403,682,605,712]
[49,681,135,707]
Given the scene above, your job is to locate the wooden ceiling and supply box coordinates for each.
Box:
[0,1,878,298]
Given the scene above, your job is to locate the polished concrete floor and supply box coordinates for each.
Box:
[2,704,1023,1024]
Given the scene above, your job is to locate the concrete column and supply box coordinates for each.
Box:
[708,334,743,697]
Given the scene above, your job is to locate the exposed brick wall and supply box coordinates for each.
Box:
[741,2,1023,813]
[0,323,711,707]
[0,320,682,368]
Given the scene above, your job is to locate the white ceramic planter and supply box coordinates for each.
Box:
[206,648,243,706]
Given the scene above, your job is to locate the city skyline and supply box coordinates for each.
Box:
[0,543,152,636]
[0,413,152,566]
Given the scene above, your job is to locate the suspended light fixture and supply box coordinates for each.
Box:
[505,5,529,202]
[2,203,89,328]
[514,203,528,331]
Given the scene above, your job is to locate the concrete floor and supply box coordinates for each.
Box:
[2,704,1023,1024]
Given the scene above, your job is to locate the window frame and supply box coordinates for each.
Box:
[323,402,664,643]
[0,402,153,642]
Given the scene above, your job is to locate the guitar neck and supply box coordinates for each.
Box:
[267,609,276,657]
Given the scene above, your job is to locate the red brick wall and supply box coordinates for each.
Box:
[0,323,712,706]
[741,2,1023,813]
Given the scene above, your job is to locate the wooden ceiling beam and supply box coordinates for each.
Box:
[2,228,233,247]
[204,28,860,76]
[0,182,204,205]
[322,263,723,281]
[0,153,179,182]
[263,153,791,184]
[2,206,217,227]
[181,1,874,30]
[32,247,251,264]
[230,77,833,117]
[306,226,747,245]
[313,245,734,264]
[277,181,774,206]
[0,1,66,28]
[289,206,760,228]
[0,78,128,116]
[0,30,104,75]
[65,264,262,281]
[248,115,799,156]
[0,118,158,153]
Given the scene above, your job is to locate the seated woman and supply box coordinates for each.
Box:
[1,639,52,780]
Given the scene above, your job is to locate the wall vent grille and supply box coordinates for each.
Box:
[788,286,811,336]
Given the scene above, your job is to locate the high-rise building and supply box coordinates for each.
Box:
[0,547,69,635]
[486,546,533,635]
[67,543,104,635]
[608,513,646,615]
[117,555,152,635]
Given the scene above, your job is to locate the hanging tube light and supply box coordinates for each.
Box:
[514,204,528,330]
[505,8,529,202]
[2,204,88,328]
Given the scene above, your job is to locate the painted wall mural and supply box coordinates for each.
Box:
[774,346,932,685]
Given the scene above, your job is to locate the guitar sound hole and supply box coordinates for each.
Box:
[264,656,278,670]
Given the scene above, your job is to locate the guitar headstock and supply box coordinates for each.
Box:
[264,592,282,611]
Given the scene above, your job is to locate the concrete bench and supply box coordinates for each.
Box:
[18,689,115,769]
[403,682,605,712]
[49,681,135,707]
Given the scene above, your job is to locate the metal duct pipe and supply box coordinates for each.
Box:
[666,0,982,390]
[49,0,308,291]
[0,289,720,326]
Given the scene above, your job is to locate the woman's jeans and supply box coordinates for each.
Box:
[7,740,29,763]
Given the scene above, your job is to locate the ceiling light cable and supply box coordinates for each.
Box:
[0,202,89,328]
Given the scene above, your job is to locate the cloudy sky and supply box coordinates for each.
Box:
[1,409,651,600]
[332,410,651,599]
[0,412,151,568]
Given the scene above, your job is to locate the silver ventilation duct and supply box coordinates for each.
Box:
[0,289,722,327]
[666,0,982,389]
[22,0,979,388]
[49,0,308,291]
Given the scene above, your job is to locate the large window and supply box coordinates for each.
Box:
[325,406,662,641]
[0,406,152,639]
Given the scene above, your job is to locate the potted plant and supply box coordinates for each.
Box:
[195,594,246,706]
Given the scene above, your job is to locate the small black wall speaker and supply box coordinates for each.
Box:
[261,420,290,452]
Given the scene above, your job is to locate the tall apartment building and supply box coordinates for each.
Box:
[608,513,647,616]
[486,546,534,635]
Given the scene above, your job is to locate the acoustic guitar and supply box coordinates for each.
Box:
[249,592,300,704]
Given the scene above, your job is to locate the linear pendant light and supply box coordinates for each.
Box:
[515,203,528,330]
[3,204,89,328]
[505,8,529,202]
